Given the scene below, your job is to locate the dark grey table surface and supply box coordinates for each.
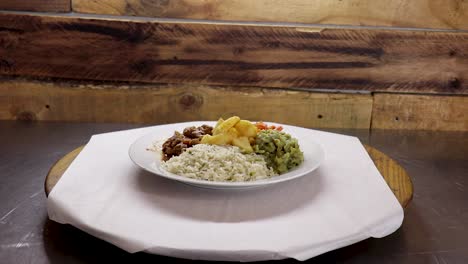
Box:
[1,121,467,264]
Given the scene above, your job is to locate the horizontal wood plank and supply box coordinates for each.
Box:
[0,13,467,94]
[0,0,70,12]
[0,78,373,129]
[72,0,468,30]
[371,94,468,131]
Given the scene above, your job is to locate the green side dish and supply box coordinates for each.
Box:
[253,130,304,174]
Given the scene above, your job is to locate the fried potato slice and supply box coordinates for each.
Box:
[234,120,257,137]
[232,136,253,153]
[214,116,240,134]
[202,116,256,153]
[201,134,232,145]
[213,118,224,135]
[227,127,239,138]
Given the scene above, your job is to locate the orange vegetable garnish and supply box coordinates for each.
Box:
[255,122,283,131]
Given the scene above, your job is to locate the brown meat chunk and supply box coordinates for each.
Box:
[162,125,213,160]
[183,125,213,138]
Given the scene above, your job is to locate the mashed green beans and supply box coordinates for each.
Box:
[253,130,304,174]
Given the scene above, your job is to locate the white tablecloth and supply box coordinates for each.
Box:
[48,123,403,261]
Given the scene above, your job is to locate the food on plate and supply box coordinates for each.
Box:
[161,144,277,182]
[253,130,304,174]
[255,121,283,131]
[162,125,212,160]
[201,116,257,153]
[156,116,304,182]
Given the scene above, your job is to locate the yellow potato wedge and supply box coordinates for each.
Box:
[213,118,225,135]
[232,136,253,153]
[234,120,257,137]
[200,134,212,144]
[207,133,232,145]
[215,116,240,134]
[226,128,239,139]
[203,117,257,152]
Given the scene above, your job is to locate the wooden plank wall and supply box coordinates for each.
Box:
[0,0,70,12]
[0,13,467,94]
[73,0,468,30]
[0,78,373,129]
[2,0,467,30]
[372,94,468,131]
[0,1,467,131]
[1,78,466,131]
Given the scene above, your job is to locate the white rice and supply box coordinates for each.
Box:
[161,144,277,182]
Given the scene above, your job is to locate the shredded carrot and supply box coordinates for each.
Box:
[255,122,284,131]
[255,122,268,130]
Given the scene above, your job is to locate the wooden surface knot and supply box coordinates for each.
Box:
[130,59,155,75]
[0,58,14,73]
[178,93,203,110]
[448,77,461,90]
[16,111,37,122]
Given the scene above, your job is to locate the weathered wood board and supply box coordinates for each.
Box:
[1,13,467,94]
[73,0,468,30]
[371,94,468,131]
[363,145,413,208]
[0,0,70,12]
[0,78,373,129]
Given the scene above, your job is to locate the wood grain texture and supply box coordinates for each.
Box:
[372,94,468,131]
[0,0,70,12]
[364,145,413,208]
[0,78,373,128]
[72,0,468,30]
[1,13,468,94]
[45,144,414,208]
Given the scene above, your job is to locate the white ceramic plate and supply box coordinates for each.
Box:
[128,122,325,189]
